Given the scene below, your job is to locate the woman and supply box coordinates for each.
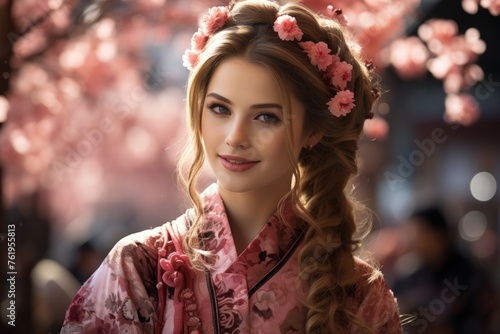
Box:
[61,1,402,333]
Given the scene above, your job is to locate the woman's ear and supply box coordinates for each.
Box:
[304,129,323,149]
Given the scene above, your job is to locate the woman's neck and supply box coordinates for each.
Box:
[218,184,289,254]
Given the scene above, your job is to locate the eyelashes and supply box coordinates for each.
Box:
[256,113,281,125]
[205,102,282,125]
[206,102,230,115]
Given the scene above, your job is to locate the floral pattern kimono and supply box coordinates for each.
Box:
[61,184,402,333]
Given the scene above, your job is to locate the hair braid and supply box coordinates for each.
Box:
[284,4,378,333]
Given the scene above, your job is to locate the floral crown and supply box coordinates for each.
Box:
[182,6,357,117]
[182,6,229,72]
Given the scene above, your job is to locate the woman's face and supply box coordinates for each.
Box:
[201,57,308,197]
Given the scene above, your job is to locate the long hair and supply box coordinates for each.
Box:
[178,1,379,332]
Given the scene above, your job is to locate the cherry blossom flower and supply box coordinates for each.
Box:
[417,19,486,97]
[201,6,229,36]
[444,93,480,126]
[182,50,199,71]
[299,41,333,71]
[322,54,340,80]
[327,90,355,117]
[191,29,209,51]
[331,61,353,90]
[481,0,500,15]
[418,19,458,46]
[387,37,429,79]
[273,14,303,41]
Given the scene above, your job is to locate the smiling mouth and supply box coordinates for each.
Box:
[225,159,249,164]
[219,155,259,163]
[218,155,260,172]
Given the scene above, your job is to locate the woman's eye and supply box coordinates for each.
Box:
[207,103,230,115]
[257,113,281,125]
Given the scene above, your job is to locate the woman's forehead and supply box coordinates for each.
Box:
[207,58,281,101]
[205,58,304,115]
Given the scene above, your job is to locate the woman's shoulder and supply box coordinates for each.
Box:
[353,257,384,283]
[114,224,165,250]
[351,256,402,333]
[106,212,190,266]
[351,256,393,301]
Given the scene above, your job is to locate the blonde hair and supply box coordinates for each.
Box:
[178,0,379,332]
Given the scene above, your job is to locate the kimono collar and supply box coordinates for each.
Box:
[197,184,307,283]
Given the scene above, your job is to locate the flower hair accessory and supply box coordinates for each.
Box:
[273,12,355,117]
[273,15,303,41]
[183,6,356,117]
[182,6,229,70]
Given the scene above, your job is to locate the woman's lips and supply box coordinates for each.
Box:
[218,155,260,172]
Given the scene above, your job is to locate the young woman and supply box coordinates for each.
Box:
[61,1,402,333]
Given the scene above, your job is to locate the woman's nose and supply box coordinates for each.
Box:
[225,118,250,149]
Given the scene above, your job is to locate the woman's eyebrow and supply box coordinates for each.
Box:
[250,103,283,110]
[206,92,231,104]
[206,92,282,110]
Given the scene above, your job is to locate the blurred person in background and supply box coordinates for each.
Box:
[391,206,499,334]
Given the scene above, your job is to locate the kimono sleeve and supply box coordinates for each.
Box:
[355,273,403,334]
[60,226,166,334]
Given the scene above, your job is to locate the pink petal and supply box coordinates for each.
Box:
[298,41,315,53]
[327,90,355,117]
[331,61,353,90]
[191,29,208,52]
[182,49,199,70]
[201,6,229,36]
[273,15,303,41]
[300,42,333,71]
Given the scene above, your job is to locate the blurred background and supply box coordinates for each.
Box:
[0,0,499,333]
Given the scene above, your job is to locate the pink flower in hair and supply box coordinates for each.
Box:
[331,61,353,90]
[201,6,229,36]
[323,54,340,79]
[298,41,314,53]
[327,90,355,117]
[182,49,199,71]
[274,14,303,41]
[299,41,333,71]
[191,29,208,52]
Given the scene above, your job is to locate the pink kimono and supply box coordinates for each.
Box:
[61,184,402,333]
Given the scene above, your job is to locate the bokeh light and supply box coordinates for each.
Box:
[459,210,487,241]
[470,171,497,201]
